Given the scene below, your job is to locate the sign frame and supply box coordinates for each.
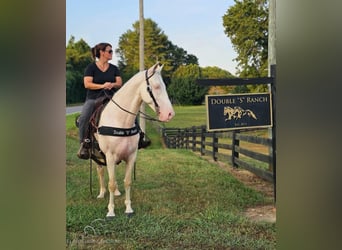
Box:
[205,92,273,132]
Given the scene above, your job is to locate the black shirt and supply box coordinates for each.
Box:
[84,62,121,100]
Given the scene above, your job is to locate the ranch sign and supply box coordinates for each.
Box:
[205,93,272,131]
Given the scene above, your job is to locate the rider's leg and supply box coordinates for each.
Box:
[77,99,96,159]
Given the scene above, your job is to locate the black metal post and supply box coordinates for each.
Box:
[271,64,276,203]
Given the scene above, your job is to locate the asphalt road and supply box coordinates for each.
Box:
[66,105,82,115]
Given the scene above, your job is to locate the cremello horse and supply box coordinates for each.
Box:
[95,63,175,218]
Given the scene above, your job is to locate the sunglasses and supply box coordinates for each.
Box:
[105,49,113,54]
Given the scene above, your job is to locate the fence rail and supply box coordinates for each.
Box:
[162,125,274,183]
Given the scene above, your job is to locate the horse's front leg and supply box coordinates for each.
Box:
[124,154,136,215]
[105,155,120,218]
[97,165,120,198]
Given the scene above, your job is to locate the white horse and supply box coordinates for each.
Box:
[94,63,175,218]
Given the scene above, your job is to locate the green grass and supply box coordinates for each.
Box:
[66,106,276,249]
[165,105,207,128]
[148,104,207,128]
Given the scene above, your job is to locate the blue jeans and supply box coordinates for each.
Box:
[78,99,96,143]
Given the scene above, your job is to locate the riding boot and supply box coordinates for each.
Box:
[77,139,90,159]
[138,131,151,149]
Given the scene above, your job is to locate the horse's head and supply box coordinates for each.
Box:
[141,63,175,122]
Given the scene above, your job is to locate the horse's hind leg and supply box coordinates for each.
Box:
[96,165,106,198]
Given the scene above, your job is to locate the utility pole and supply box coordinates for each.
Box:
[139,0,145,133]
[268,0,276,69]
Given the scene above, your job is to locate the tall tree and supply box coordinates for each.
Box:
[116,18,198,83]
[66,36,92,104]
[222,0,268,79]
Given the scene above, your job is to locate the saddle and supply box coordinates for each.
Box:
[75,96,150,166]
[75,96,110,166]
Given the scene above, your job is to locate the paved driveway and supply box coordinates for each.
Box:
[66,105,82,115]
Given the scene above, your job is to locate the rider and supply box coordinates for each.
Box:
[77,42,150,159]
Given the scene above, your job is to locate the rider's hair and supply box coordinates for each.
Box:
[91,43,112,60]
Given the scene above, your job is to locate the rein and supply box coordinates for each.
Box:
[110,96,162,122]
[107,68,163,122]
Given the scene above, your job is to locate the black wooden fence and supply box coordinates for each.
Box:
[162,126,274,182]
[162,64,276,201]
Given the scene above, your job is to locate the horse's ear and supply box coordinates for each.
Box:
[151,62,163,73]
[158,63,164,71]
[153,62,159,70]
[155,62,163,71]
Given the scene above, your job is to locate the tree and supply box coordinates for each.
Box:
[116,18,198,83]
[66,36,92,104]
[168,64,208,105]
[222,0,269,79]
[165,42,198,70]
[201,66,235,95]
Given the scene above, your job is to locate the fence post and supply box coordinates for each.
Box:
[162,128,169,148]
[182,129,186,148]
[161,128,165,147]
[212,132,218,161]
[231,130,239,167]
[185,128,189,149]
[178,129,181,148]
[200,125,206,155]
[192,126,196,151]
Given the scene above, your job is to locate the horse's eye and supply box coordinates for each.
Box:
[153,84,161,91]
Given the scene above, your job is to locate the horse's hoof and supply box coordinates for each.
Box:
[106,216,115,221]
[126,212,134,218]
[97,190,106,199]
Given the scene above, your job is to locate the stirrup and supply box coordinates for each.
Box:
[75,114,80,128]
[138,133,151,149]
[77,141,90,159]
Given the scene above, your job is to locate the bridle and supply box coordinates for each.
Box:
[109,66,162,122]
[145,67,160,114]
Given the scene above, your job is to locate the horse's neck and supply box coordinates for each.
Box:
[115,83,142,114]
[101,73,143,127]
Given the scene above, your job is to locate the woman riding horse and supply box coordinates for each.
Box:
[77,42,150,159]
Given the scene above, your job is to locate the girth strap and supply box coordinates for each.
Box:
[98,125,139,136]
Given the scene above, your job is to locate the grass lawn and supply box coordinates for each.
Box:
[66,106,276,249]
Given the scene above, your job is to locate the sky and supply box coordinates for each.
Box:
[66,0,238,75]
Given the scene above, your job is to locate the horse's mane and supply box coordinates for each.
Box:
[119,70,145,92]
[129,70,144,82]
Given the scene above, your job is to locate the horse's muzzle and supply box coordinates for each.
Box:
[159,109,175,122]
